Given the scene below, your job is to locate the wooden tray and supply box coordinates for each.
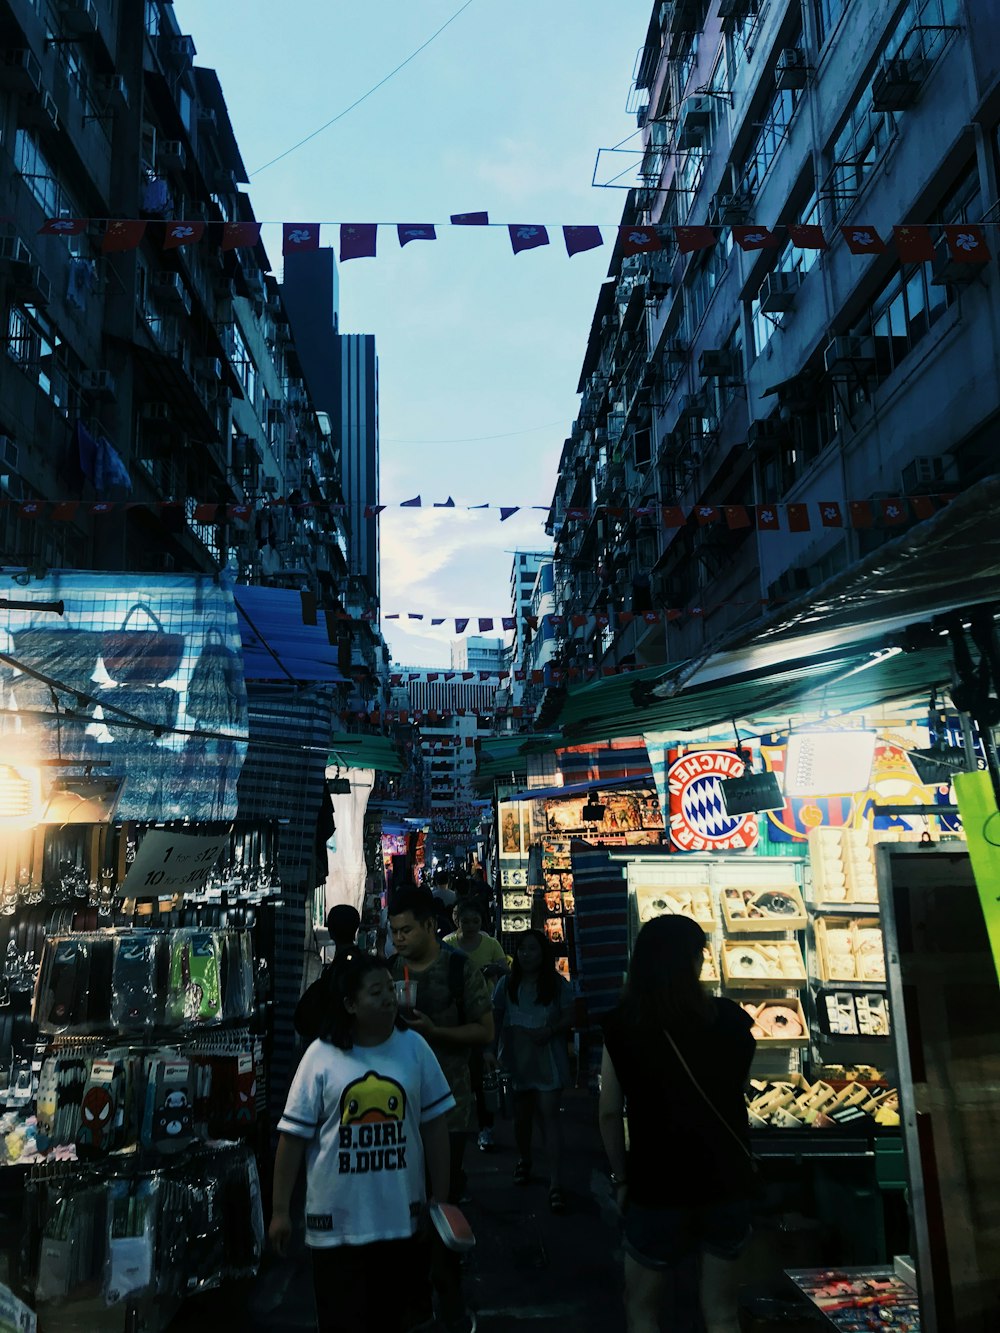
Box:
[722,939,807,989]
[721,883,806,933]
[635,883,718,930]
[740,996,810,1046]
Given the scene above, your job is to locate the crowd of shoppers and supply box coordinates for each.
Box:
[272,874,756,1332]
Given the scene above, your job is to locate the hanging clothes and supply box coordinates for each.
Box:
[66,258,96,311]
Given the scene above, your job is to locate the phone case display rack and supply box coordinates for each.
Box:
[500,844,576,982]
[0,819,281,1330]
[627,840,898,1151]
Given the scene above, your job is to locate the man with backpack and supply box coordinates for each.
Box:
[389,887,492,1333]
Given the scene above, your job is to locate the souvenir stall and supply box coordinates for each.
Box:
[0,575,280,1329]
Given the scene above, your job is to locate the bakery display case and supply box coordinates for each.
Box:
[623,847,897,1152]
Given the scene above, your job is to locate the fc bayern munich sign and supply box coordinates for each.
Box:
[667,750,759,851]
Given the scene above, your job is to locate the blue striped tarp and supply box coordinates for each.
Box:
[570,838,629,1023]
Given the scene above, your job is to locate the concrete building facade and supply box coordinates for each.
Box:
[546,0,997,681]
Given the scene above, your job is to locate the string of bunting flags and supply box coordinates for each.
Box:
[38,216,994,263]
[5,489,956,530]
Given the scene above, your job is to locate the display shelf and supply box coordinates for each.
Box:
[809,902,880,915]
[785,1266,920,1330]
[750,1127,876,1159]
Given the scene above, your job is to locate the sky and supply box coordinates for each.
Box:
[173,0,651,665]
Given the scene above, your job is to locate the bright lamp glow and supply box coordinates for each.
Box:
[0,762,43,826]
[784,730,877,796]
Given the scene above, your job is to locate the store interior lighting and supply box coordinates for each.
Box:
[784,729,878,797]
[0,761,43,826]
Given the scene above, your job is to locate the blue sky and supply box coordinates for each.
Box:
[174,0,650,665]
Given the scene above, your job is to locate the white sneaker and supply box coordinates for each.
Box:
[477,1127,494,1151]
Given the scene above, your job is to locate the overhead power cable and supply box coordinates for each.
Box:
[251,0,479,176]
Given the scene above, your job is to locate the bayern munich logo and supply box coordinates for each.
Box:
[667,750,759,851]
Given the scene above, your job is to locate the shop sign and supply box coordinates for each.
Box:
[121,828,230,898]
[667,750,759,851]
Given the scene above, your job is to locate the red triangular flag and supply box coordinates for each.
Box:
[724,505,750,529]
[943,224,991,263]
[222,221,262,251]
[194,502,220,523]
[283,223,320,255]
[163,220,206,249]
[39,218,87,236]
[674,225,716,254]
[661,505,686,527]
[786,223,827,250]
[499,506,519,521]
[819,500,844,528]
[227,503,252,522]
[849,500,874,529]
[478,618,494,631]
[400,496,422,507]
[618,612,635,626]
[90,501,116,516]
[563,226,603,257]
[450,212,489,225]
[732,225,780,251]
[643,611,660,624]
[879,496,908,526]
[397,224,436,247]
[19,501,44,518]
[619,225,661,256]
[509,225,549,254]
[840,224,885,255]
[455,618,470,633]
[50,501,80,521]
[908,495,937,520]
[892,225,934,262]
[756,504,781,530]
[341,224,377,261]
[571,614,587,628]
[102,220,146,253]
[786,503,811,532]
[694,505,719,525]
[501,617,516,630]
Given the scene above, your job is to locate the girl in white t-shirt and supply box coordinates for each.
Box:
[270,953,454,1333]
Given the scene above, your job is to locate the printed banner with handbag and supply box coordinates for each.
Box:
[101,603,185,685]
[662,1026,765,1198]
[186,626,244,727]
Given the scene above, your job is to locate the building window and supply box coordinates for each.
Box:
[14,131,82,233]
[231,322,258,408]
[861,263,950,382]
[737,86,799,200]
[6,303,71,415]
[813,0,850,46]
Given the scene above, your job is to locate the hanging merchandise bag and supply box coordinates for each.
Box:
[166,931,222,1026]
[111,934,158,1030]
[101,602,185,685]
[186,626,244,728]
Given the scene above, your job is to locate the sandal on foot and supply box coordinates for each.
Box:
[513,1159,531,1185]
[549,1187,567,1213]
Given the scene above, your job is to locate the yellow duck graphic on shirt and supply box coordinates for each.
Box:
[340,1071,407,1125]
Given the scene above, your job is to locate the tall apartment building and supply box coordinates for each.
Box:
[0,0,350,605]
[546,0,996,680]
[450,635,504,673]
[391,669,498,821]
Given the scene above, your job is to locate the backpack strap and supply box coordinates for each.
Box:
[442,945,467,1025]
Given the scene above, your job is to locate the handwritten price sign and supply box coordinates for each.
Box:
[122,828,230,898]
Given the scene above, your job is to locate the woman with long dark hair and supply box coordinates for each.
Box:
[599,914,756,1333]
[492,929,574,1211]
[270,952,454,1333]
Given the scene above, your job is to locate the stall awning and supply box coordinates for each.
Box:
[328,732,405,773]
[473,733,563,790]
[503,772,655,802]
[559,477,1000,743]
[234,586,347,683]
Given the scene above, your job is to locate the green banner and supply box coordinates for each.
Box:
[954,770,1000,983]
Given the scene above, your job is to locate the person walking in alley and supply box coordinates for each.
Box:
[270,951,453,1333]
[491,929,574,1212]
[445,898,509,1151]
[599,914,757,1333]
[389,886,493,1333]
[293,904,363,1040]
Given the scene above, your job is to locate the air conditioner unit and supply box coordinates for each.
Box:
[747,417,785,451]
[165,34,196,64]
[676,392,710,421]
[216,385,233,408]
[0,474,25,500]
[713,189,753,225]
[97,75,129,111]
[195,356,222,380]
[823,335,876,374]
[930,232,980,289]
[900,454,957,494]
[142,402,171,423]
[57,0,99,37]
[152,270,190,313]
[198,107,218,131]
[698,348,740,379]
[20,91,60,133]
[82,369,117,402]
[758,268,801,313]
[718,0,752,19]
[0,49,42,95]
[775,48,808,92]
[159,140,186,171]
[261,476,280,493]
[265,396,285,418]
[871,56,929,112]
[677,95,713,149]
[663,338,689,364]
[0,436,18,470]
[213,168,238,194]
